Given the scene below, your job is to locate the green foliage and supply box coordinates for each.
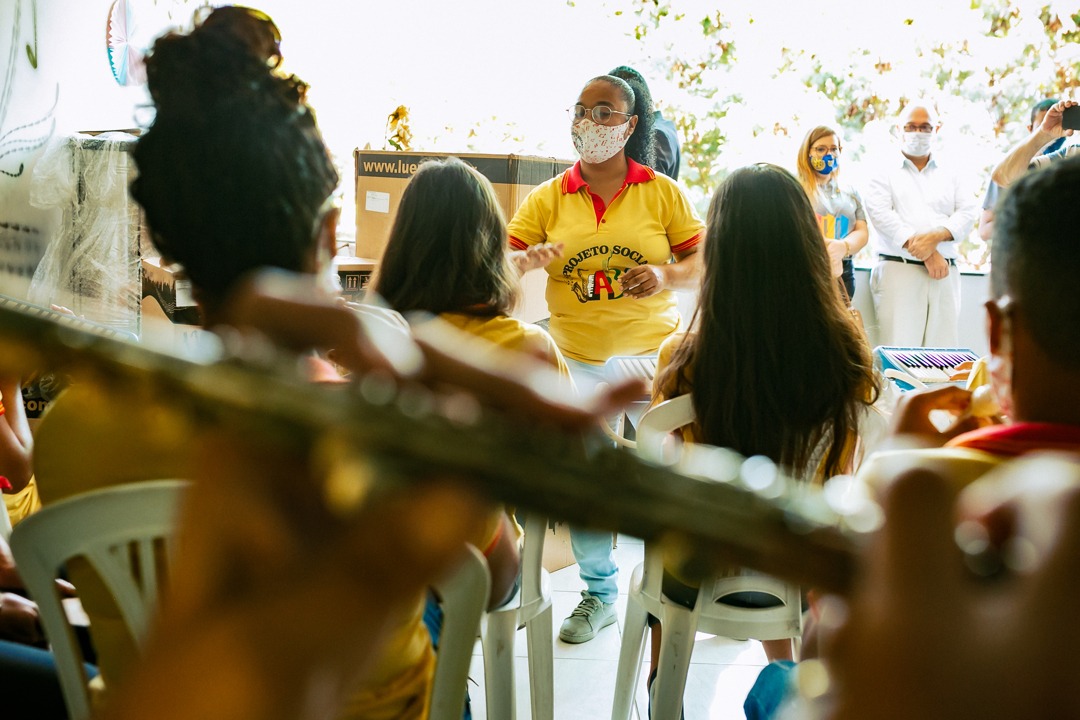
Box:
[609,0,1080,270]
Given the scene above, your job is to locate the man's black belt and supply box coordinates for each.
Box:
[879,254,956,267]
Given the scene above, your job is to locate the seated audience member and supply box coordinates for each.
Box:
[747,151,1080,720]
[979,98,1059,241]
[0,377,98,719]
[30,7,422,717]
[373,156,575,607]
[991,98,1078,187]
[0,530,97,720]
[648,163,883,714]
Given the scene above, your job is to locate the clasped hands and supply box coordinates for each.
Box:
[904,228,953,279]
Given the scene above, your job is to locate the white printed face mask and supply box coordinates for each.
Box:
[902,131,933,157]
[571,118,632,164]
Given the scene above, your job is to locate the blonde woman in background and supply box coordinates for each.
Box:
[796,126,869,300]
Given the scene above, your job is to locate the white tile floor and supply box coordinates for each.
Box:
[465,534,770,720]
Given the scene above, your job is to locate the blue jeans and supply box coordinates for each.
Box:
[744,660,797,720]
[564,358,619,604]
[0,639,99,719]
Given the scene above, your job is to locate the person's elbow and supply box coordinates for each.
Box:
[1,451,33,494]
[991,164,1013,188]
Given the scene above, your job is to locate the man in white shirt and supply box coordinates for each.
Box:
[865,103,979,347]
[992,98,1079,187]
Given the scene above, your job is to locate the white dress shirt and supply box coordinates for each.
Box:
[865,154,979,261]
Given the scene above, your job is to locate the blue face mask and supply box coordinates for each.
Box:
[811,153,838,175]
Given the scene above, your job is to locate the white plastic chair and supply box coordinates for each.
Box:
[479,513,554,720]
[611,396,803,720]
[9,480,187,720]
[0,496,12,542]
[429,544,491,720]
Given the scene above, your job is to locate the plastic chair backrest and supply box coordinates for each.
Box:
[635,395,801,642]
[636,394,695,464]
[0,497,12,542]
[9,480,188,720]
[429,544,490,720]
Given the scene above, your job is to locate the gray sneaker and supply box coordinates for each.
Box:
[559,591,616,643]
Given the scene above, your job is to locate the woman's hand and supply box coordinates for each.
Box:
[825,239,847,278]
[889,385,982,446]
[616,246,704,300]
[0,592,45,645]
[819,456,1080,719]
[509,242,564,274]
[619,264,665,299]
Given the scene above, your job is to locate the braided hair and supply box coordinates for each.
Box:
[131,6,339,311]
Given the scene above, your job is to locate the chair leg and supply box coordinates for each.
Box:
[482,611,519,720]
[611,594,649,720]
[525,606,554,720]
[652,604,697,720]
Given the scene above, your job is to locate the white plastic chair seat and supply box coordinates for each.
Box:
[611,396,803,720]
[9,479,188,720]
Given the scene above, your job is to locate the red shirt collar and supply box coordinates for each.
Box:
[562,158,655,195]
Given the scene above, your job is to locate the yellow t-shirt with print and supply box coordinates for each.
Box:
[508,160,704,364]
[437,311,573,544]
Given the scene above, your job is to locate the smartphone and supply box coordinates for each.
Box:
[1062,105,1080,131]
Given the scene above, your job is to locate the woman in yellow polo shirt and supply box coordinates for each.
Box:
[508,73,705,644]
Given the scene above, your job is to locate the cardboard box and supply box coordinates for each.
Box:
[541,521,577,573]
[353,151,572,261]
[335,256,378,302]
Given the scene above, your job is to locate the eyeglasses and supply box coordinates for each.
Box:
[903,123,935,133]
[568,104,632,125]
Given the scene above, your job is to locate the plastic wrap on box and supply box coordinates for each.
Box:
[27,132,142,335]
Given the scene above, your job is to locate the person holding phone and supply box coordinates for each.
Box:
[979,98,1060,242]
[991,98,1079,187]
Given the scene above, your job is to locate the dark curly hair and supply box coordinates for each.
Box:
[130,6,340,312]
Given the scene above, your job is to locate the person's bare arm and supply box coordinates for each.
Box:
[845,220,869,256]
[978,208,995,242]
[0,379,32,493]
[992,100,1077,187]
[509,242,564,275]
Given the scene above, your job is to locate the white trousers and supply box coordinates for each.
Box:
[870,259,961,347]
